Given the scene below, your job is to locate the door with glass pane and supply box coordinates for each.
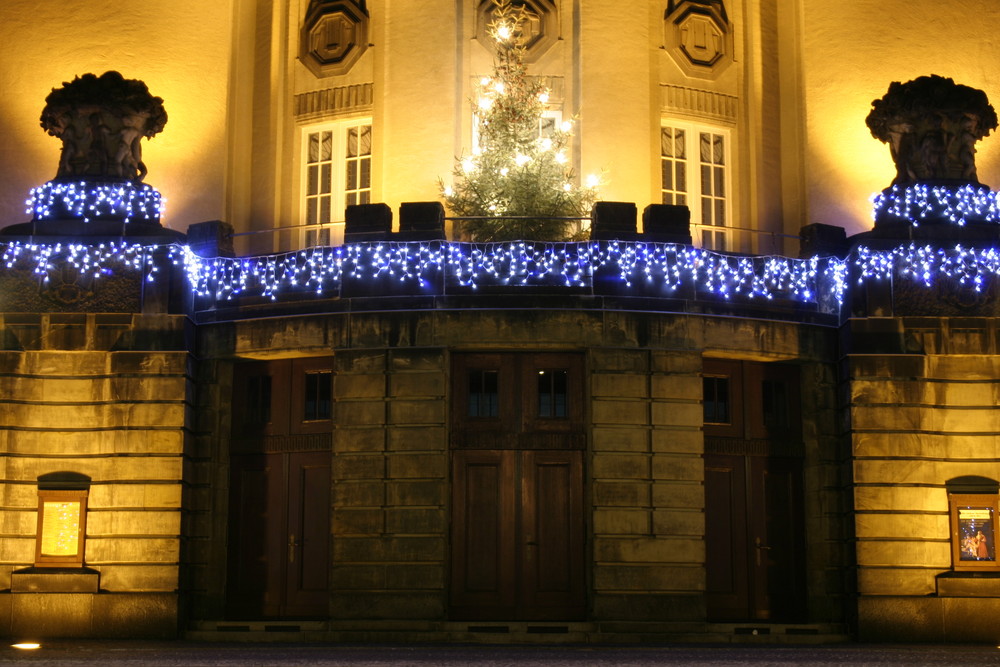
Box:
[703,359,807,621]
[450,353,586,620]
[227,358,333,619]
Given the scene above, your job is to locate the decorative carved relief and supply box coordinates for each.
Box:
[660,84,737,123]
[300,0,369,78]
[664,0,731,79]
[476,0,557,64]
[294,83,374,121]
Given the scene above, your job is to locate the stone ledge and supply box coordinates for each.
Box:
[937,570,1000,597]
[10,567,100,593]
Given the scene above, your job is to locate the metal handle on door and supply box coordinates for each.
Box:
[754,536,771,566]
[288,533,299,563]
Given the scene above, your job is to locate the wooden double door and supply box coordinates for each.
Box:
[449,353,586,621]
[451,449,585,620]
[226,358,333,619]
[703,359,807,622]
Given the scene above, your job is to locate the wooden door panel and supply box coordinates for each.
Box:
[450,450,516,618]
[705,455,750,621]
[284,451,331,616]
[226,455,282,618]
[755,457,806,621]
[520,450,585,619]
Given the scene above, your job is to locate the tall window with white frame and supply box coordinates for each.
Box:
[661,122,730,251]
[302,119,372,248]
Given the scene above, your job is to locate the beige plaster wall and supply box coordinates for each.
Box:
[800,0,1000,236]
[0,0,234,233]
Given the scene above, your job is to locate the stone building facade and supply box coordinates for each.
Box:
[0,0,998,646]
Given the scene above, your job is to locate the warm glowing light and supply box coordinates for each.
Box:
[12,643,41,650]
[563,183,572,192]
[493,81,506,95]
[540,138,553,151]
[495,23,513,41]
[586,174,600,188]
[560,121,573,133]
[443,186,454,197]
[515,154,530,166]
[538,91,549,104]
[461,158,475,174]
[555,152,567,164]
[477,97,493,112]
[480,77,491,86]
[500,167,509,176]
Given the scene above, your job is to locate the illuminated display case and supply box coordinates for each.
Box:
[950,493,1000,572]
[34,488,88,568]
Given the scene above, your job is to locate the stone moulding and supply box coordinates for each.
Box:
[294,83,374,121]
[660,84,737,123]
[664,0,732,79]
[476,0,557,64]
[300,0,370,78]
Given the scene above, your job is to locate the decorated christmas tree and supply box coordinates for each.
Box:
[441,0,598,242]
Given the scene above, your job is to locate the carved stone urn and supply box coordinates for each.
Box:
[2,71,179,238]
[865,75,1000,236]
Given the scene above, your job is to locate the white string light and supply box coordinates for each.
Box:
[871,183,1000,226]
[26,181,165,224]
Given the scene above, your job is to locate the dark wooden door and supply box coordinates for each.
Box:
[227,451,331,619]
[703,359,806,622]
[227,359,332,619]
[450,449,584,620]
[449,351,586,621]
[705,453,805,621]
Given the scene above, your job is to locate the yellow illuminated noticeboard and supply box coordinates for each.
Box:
[35,489,87,567]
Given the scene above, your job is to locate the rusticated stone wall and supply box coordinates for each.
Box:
[0,313,191,638]
[848,317,1000,642]
[330,347,449,626]
[590,348,705,629]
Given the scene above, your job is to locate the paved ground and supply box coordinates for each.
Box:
[4,642,1000,666]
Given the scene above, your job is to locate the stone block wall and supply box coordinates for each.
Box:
[0,313,190,638]
[848,317,1000,641]
[330,347,448,622]
[590,348,705,627]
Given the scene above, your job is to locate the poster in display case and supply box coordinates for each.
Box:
[950,494,1000,571]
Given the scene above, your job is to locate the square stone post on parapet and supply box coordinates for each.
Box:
[642,204,692,245]
[396,202,446,242]
[589,202,639,241]
[344,203,393,244]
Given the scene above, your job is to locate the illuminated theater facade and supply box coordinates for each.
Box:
[0,0,999,643]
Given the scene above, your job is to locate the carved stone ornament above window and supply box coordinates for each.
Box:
[664,0,732,79]
[476,0,557,64]
[300,0,370,78]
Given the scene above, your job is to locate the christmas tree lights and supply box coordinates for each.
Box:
[440,0,598,241]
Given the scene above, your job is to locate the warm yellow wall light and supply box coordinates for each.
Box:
[11,643,41,650]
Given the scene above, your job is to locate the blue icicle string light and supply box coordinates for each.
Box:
[6,239,1000,308]
[871,183,1000,226]
[2,241,182,285]
[26,181,165,223]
